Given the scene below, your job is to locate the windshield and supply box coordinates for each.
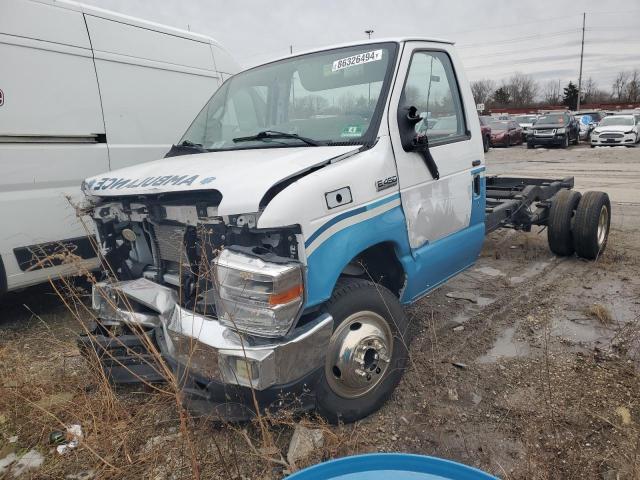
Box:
[515,115,537,123]
[180,43,398,150]
[599,116,635,126]
[490,120,509,130]
[536,114,567,126]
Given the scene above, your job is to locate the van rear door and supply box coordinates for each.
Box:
[84,14,222,170]
[0,0,108,290]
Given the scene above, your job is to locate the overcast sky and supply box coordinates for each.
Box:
[83,0,640,94]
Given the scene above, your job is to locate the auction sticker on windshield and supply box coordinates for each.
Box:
[332,50,382,72]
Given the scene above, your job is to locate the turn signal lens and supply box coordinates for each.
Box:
[269,284,303,305]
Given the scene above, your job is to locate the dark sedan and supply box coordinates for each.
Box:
[489,120,523,147]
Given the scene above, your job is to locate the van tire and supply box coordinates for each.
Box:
[573,191,611,260]
[483,135,490,153]
[317,278,409,424]
[547,190,582,256]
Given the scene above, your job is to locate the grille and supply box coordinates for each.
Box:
[534,129,554,136]
[600,133,623,139]
[151,223,188,264]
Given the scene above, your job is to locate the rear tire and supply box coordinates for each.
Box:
[483,135,490,153]
[547,190,582,256]
[317,279,409,424]
[573,191,611,260]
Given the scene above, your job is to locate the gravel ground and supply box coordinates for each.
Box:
[1,143,639,479]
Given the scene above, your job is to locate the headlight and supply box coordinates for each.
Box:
[624,130,634,134]
[556,127,566,134]
[213,249,304,337]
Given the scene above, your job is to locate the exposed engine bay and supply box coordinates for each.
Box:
[90,190,302,316]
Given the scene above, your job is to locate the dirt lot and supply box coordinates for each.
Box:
[1,144,639,479]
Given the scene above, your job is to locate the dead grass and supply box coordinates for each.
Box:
[586,303,614,325]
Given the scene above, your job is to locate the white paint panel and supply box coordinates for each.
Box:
[93,56,221,170]
[0,41,104,135]
[85,15,216,70]
[1,0,91,48]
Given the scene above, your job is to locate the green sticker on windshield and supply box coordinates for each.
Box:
[341,125,364,138]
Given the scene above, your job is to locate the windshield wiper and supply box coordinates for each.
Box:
[233,130,322,146]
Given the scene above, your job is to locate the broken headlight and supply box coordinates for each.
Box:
[213,249,303,337]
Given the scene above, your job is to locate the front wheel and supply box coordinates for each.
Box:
[317,279,410,424]
[562,135,569,148]
[527,142,534,149]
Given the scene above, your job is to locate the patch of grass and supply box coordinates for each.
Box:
[586,303,613,324]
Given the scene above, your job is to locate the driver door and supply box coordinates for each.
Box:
[388,43,485,301]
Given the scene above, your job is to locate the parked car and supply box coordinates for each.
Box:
[489,120,522,147]
[0,0,238,295]
[590,115,639,147]
[513,114,538,141]
[576,110,606,124]
[527,112,579,149]
[576,114,595,141]
[79,37,611,423]
[478,116,492,152]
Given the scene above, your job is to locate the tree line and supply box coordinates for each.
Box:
[471,70,640,110]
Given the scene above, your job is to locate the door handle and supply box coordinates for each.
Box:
[472,160,481,167]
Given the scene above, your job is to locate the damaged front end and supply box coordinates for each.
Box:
[80,190,332,419]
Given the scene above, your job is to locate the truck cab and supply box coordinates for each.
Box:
[81,38,609,422]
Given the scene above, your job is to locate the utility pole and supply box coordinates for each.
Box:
[577,12,585,111]
[365,29,374,39]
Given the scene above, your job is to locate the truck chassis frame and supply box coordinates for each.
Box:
[485,175,575,234]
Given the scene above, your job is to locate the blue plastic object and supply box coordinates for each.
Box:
[286,453,498,480]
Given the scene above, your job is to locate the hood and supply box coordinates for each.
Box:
[534,123,567,130]
[594,125,635,134]
[84,146,357,215]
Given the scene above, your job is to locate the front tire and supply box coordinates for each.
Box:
[573,192,611,260]
[317,279,409,424]
[562,135,569,148]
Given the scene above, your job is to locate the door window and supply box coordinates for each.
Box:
[402,51,466,144]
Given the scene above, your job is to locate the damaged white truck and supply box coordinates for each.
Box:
[80,38,611,423]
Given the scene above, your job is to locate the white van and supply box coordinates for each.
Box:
[0,0,238,294]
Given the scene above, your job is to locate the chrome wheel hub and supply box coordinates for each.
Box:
[597,205,609,247]
[325,311,393,399]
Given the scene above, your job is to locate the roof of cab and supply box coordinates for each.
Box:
[254,37,454,67]
[31,0,226,47]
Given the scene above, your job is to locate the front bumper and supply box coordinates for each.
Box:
[591,133,636,146]
[530,134,566,146]
[87,279,333,412]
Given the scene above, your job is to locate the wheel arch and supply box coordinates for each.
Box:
[304,204,412,309]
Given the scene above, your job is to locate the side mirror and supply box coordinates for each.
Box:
[397,105,439,180]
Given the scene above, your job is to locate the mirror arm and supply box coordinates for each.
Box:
[413,134,440,180]
[397,105,440,180]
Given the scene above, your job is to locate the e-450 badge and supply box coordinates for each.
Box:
[375,175,398,192]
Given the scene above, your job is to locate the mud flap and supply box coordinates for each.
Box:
[77,326,166,384]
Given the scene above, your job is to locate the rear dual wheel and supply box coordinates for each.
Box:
[547,190,610,260]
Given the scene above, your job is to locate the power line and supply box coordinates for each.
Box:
[457,29,580,48]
